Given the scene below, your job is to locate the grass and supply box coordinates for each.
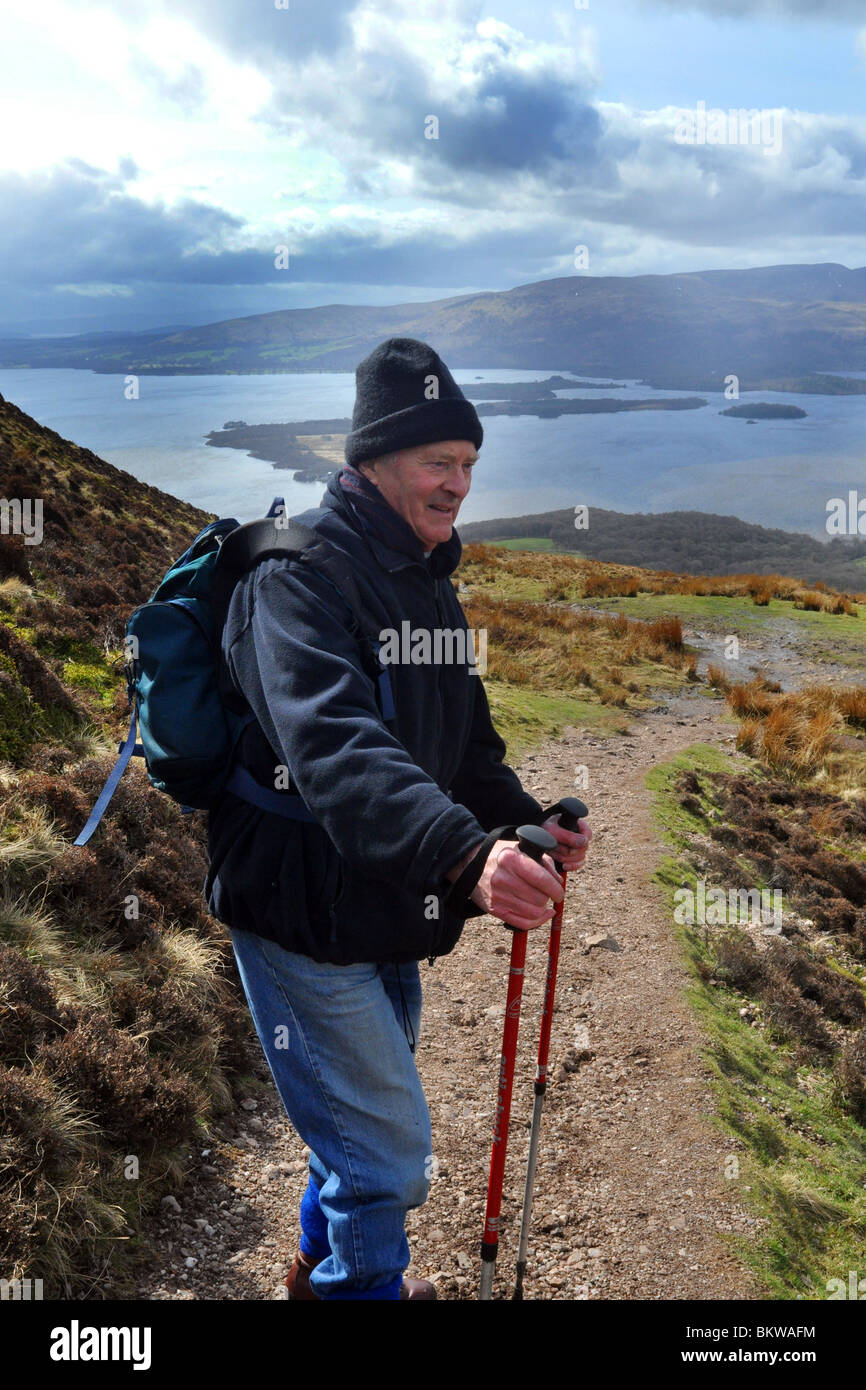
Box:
[579,594,866,680]
[61,659,118,709]
[0,802,249,1292]
[458,546,866,677]
[483,679,628,760]
[0,394,259,1294]
[649,745,866,1300]
[715,678,866,791]
[488,536,558,552]
[463,590,698,719]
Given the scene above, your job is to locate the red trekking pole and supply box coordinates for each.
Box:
[513,796,588,1300]
[478,823,558,1301]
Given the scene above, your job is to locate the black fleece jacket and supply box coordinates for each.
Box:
[204,470,546,964]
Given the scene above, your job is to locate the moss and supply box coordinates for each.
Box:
[62,658,117,707]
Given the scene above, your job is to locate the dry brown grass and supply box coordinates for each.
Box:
[728,677,781,719]
[706,663,732,693]
[724,681,866,778]
[459,544,864,614]
[837,688,866,729]
[583,572,640,598]
[648,569,862,610]
[460,590,695,706]
[792,588,857,616]
[761,705,842,776]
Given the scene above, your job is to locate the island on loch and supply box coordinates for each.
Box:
[720,402,807,420]
[205,418,351,482]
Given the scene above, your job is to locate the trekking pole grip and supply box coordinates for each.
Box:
[549,795,588,872]
[503,824,559,931]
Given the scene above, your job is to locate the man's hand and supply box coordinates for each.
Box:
[467,838,563,930]
[542,812,591,872]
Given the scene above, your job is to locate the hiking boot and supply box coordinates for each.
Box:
[285,1249,436,1300]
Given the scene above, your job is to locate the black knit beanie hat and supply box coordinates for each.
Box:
[344,337,483,468]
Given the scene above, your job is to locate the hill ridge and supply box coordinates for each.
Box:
[3,261,866,386]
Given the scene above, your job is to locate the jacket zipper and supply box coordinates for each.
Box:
[428,574,451,969]
[431,575,446,768]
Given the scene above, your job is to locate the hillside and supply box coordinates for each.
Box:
[3,262,866,390]
[458,506,866,594]
[0,394,252,1294]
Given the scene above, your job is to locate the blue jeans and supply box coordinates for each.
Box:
[228,928,430,1300]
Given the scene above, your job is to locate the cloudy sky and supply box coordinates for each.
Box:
[1,0,863,334]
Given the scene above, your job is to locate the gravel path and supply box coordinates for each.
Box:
[123,678,762,1301]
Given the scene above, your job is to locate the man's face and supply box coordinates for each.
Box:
[359,440,478,549]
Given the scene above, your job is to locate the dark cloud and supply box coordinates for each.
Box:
[3,10,866,337]
[0,157,558,296]
[429,73,603,175]
[4,99,866,311]
[262,20,606,183]
[0,161,244,286]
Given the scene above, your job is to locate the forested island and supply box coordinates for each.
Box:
[458,504,866,590]
[475,395,707,419]
[206,418,351,481]
[462,376,626,398]
[721,403,807,420]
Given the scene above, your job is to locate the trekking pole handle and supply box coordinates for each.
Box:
[503,824,560,931]
[517,823,558,863]
[549,796,588,873]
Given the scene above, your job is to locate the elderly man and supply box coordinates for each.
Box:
[206,338,590,1300]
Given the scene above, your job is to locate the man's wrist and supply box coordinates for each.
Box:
[444,840,485,884]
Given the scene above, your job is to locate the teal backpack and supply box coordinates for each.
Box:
[74,498,395,847]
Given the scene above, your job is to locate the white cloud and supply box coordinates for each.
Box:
[0,0,271,187]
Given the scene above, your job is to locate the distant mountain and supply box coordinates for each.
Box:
[2,263,866,390]
[458,505,866,593]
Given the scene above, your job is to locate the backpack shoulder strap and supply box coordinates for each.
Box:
[215,516,319,575]
[215,516,396,724]
[211,516,319,646]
